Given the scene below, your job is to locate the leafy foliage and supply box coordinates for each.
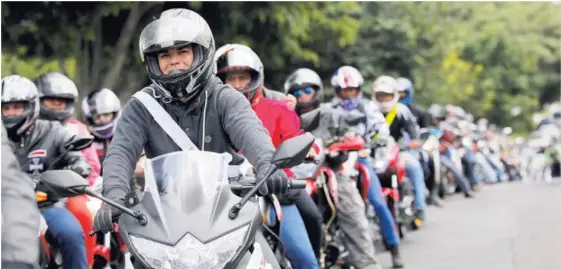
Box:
[1,1,559,131]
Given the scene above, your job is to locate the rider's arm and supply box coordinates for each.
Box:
[1,122,40,268]
[400,105,421,140]
[218,87,276,171]
[72,121,102,185]
[53,123,92,175]
[101,97,148,201]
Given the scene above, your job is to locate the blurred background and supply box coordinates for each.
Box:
[1,1,560,134]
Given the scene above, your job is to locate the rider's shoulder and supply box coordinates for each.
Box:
[396,103,413,114]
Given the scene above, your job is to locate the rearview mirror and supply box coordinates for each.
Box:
[64,135,94,151]
[300,108,321,132]
[271,132,315,169]
[36,170,90,199]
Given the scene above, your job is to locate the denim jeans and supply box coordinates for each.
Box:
[42,206,87,269]
[439,154,470,193]
[280,205,320,269]
[358,157,400,246]
[474,152,499,183]
[399,152,427,210]
[462,146,481,186]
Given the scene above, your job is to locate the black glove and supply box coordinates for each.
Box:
[266,169,290,195]
[256,164,290,195]
[66,164,91,178]
[93,200,124,234]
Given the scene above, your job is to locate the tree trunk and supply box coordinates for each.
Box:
[90,8,104,89]
[100,2,157,90]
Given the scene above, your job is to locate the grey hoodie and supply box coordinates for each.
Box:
[102,76,277,201]
[1,122,40,269]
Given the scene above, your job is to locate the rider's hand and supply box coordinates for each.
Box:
[267,170,290,194]
[67,164,90,178]
[285,94,297,111]
[93,200,124,234]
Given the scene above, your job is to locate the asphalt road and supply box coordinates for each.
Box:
[375,181,561,269]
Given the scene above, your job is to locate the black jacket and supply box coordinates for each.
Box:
[11,120,90,179]
[407,103,432,129]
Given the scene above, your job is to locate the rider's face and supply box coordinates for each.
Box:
[93,112,114,125]
[225,71,252,90]
[339,87,359,99]
[43,98,67,111]
[2,102,25,117]
[375,92,394,103]
[158,45,194,75]
[293,87,315,103]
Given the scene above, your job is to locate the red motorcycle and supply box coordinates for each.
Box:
[370,137,413,237]
[298,108,382,268]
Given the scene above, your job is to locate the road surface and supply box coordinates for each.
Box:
[376,181,561,269]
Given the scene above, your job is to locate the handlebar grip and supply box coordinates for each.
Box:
[290,180,307,190]
[229,176,257,191]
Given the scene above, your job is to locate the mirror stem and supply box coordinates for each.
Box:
[84,188,144,222]
[229,164,278,220]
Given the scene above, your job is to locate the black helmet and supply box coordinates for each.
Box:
[139,8,215,103]
[1,75,40,137]
[34,72,79,122]
[214,44,264,102]
[284,68,323,115]
[81,88,122,139]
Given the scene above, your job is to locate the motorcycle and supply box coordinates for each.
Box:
[297,108,384,268]
[371,136,411,237]
[35,136,95,268]
[88,177,129,269]
[38,133,315,269]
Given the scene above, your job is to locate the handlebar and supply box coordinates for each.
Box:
[229,176,307,191]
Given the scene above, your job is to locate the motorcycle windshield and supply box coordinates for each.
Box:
[143,150,233,219]
[127,151,257,269]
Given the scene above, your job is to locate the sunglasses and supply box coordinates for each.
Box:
[293,87,314,98]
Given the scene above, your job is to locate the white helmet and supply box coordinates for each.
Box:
[372,75,399,113]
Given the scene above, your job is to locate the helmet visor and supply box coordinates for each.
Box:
[140,16,213,58]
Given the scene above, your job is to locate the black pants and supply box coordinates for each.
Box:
[294,190,323,258]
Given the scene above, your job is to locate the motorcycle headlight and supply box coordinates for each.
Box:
[129,224,249,269]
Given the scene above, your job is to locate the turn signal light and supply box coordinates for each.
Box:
[35,191,48,202]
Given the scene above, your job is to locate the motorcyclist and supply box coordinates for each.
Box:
[285,67,383,269]
[215,43,321,268]
[371,75,428,222]
[1,75,91,269]
[327,66,405,267]
[34,72,101,185]
[396,77,444,206]
[81,88,121,163]
[428,104,480,194]
[34,72,98,266]
[1,120,40,269]
[95,9,294,267]
[444,107,482,190]
[396,77,432,128]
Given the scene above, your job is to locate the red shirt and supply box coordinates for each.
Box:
[252,97,302,177]
[252,98,301,148]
